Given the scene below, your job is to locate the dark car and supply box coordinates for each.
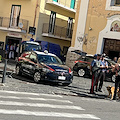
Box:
[15,51,73,85]
[73,54,116,82]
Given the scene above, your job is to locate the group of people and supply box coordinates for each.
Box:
[6,43,19,59]
[90,54,120,100]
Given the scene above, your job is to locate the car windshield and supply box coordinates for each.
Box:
[38,54,63,64]
[23,43,41,51]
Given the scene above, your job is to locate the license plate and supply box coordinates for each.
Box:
[58,76,66,80]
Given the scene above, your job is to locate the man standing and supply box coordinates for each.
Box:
[90,54,101,94]
[97,55,108,92]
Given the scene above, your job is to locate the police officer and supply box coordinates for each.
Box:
[90,54,101,94]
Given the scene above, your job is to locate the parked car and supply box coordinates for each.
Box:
[73,54,116,82]
[15,51,73,85]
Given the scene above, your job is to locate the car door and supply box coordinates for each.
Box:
[21,51,31,74]
[29,52,38,75]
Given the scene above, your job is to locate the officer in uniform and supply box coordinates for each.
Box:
[90,54,101,94]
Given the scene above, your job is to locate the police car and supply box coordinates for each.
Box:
[15,50,73,85]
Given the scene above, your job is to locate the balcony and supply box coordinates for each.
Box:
[45,0,77,18]
[42,23,72,41]
[0,17,29,33]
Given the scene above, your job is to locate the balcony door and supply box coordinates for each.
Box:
[53,0,58,2]
[48,11,56,34]
[67,17,73,38]
[10,5,21,28]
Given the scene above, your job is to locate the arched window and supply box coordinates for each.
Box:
[110,20,120,32]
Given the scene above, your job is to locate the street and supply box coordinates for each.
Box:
[0,63,119,120]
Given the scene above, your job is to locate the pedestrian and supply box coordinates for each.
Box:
[113,57,117,63]
[90,54,101,94]
[112,57,120,100]
[97,55,108,92]
[9,44,14,59]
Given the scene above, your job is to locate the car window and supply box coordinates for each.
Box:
[77,56,85,61]
[21,52,31,58]
[86,57,94,62]
[29,53,37,61]
[38,54,62,64]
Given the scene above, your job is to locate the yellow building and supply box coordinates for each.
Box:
[36,0,78,55]
[72,0,120,60]
[0,0,40,58]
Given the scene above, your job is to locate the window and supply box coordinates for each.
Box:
[66,17,73,38]
[30,53,37,61]
[116,0,120,5]
[106,0,120,11]
[70,0,76,9]
[48,11,56,34]
[10,5,21,28]
[21,52,31,58]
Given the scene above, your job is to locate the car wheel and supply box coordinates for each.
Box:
[34,71,41,83]
[78,68,85,77]
[112,75,116,83]
[15,65,22,75]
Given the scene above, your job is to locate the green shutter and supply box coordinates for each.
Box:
[70,0,75,9]
[53,0,58,2]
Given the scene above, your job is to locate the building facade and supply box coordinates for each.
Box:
[0,0,40,59]
[36,0,78,55]
[72,0,120,60]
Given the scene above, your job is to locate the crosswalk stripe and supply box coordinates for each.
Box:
[0,95,73,103]
[0,90,62,98]
[0,109,100,119]
[0,101,84,110]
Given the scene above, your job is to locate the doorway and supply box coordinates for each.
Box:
[103,38,120,60]
[5,36,22,59]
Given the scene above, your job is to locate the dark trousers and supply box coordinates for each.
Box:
[90,71,99,93]
[113,76,120,100]
[98,71,105,90]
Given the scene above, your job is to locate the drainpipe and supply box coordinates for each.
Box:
[32,0,39,38]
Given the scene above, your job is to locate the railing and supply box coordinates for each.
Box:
[42,23,73,39]
[46,0,78,10]
[0,17,29,32]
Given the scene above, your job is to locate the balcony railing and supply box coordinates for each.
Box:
[0,17,29,33]
[42,23,73,40]
[46,0,78,10]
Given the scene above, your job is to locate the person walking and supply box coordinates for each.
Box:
[112,57,120,100]
[90,54,101,94]
[97,55,108,92]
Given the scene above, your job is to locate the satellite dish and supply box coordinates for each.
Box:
[19,23,23,28]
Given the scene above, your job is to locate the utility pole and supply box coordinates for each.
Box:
[32,0,39,38]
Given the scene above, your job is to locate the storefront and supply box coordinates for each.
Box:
[0,32,22,60]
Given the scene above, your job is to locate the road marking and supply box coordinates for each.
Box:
[0,90,62,98]
[0,101,84,110]
[0,109,100,119]
[0,95,72,103]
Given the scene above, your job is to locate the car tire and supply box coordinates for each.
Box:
[77,68,85,77]
[15,65,22,76]
[34,71,41,83]
[111,75,116,83]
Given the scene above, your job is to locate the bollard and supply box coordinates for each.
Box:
[1,59,7,83]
